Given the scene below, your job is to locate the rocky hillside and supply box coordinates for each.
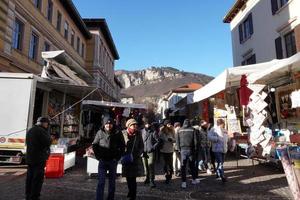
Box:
[115,67,212,89]
[115,67,213,105]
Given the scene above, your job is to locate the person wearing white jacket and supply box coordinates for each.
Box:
[208,119,228,182]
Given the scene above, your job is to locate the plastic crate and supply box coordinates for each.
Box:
[45,154,64,178]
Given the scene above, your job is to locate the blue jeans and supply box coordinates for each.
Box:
[214,152,225,178]
[180,149,197,182]
[96,159,118,200]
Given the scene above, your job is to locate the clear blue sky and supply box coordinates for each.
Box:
[73,0,235,77]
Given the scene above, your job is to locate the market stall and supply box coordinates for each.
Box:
[81,100,147,176]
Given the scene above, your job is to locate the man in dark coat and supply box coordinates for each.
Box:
[141,117,160,188]
[176,119,199,189]
[25,117,51,200]
[92,117,125,200]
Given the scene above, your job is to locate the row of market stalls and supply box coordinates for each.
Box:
[174,52,300,199]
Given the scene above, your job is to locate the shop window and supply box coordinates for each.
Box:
[12,18,24,50]
[56,11,62,32]
[64,21,69,40]
[284,31,297,58]
[271,0,289,14]
[29,32,39,60]
[238,13,253,44]
[241,54,256,66]
[47,0,53,22]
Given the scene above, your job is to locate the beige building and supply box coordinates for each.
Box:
[84,18,120,101]
[0,0,91,81]
[0,0,121,101]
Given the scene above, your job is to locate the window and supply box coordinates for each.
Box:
[33,0,41,9]
[56,11,61,31]
[284,31,297,57]
[238,13,253,44]
[275,36,283,59]
[29,32,39,60]
[47,0,53,22]
[81,43,85,57]
[71,30,75,47]
[64,21,69,40]
[76,37,80,53]
[12,18,24,50]
[271,0,289,14]
[241,54,256,65]
[43,42,50,65]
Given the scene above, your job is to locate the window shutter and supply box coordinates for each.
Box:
[271,0,278,15]
[239,24,243,44]
[275,37,283,59]
[248,13,254,35]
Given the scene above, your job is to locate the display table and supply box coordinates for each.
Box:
[86,157,122,176]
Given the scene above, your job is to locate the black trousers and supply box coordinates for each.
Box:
[26,162,46,200]
[126,177,137,200]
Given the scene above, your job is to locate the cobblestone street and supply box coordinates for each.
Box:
[0,155,293,200]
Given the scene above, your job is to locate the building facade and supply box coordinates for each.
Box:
[84,18,120,101]
[0,0,91,79]
[0,0,121,101]
[224,0,300,66]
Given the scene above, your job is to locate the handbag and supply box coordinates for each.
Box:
[121,135,137,165]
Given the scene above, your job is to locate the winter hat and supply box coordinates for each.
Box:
[37,117,49,123]
[103,117,113,125]
[174,122,181,128]
[126,118,138,128]
[163,119,171,126]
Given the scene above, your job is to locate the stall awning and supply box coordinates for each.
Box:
[42,50,91,78]
[82,100,147,109]
[36,76,98,99]
[190,61,273,103]
[247,52,300,84]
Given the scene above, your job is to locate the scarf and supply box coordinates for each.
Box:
[127,127,136,136]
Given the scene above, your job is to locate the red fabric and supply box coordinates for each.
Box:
[127,128,136,136]
[239,75,252,106]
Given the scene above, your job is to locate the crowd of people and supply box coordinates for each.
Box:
[25,115,230,200]
[92,116,230,200]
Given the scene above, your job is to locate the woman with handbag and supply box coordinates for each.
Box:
[121,118,144,200]
[92,117,125,200]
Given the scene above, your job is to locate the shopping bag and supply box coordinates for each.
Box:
[120,153,133,165]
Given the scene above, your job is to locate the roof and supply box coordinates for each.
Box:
[60,0,91,39]
[223,0,248,23]
[83,18,119,60]
[166,82,202,99]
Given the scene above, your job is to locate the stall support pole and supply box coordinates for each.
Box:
[60,92,66,138]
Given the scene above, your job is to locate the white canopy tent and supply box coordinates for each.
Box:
[247,52,300,84]
[190,60,278,103]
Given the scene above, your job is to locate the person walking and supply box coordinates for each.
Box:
[173,122,181,177]
[122,119,144,200]
[159,119,175,184]
[25,117,51,200]
[199,120,213,175]
[208,119,229,183]
[92,117,125,200]
[141,117,160,188]
[176,119,199,189]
